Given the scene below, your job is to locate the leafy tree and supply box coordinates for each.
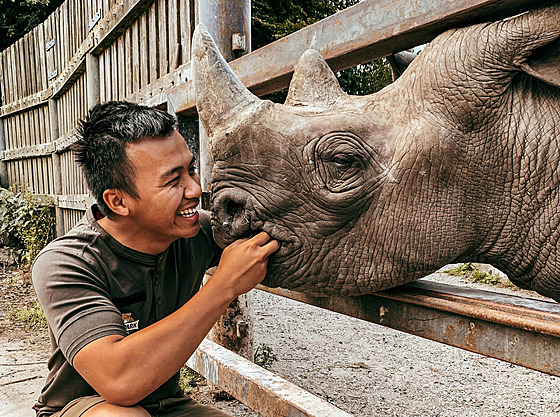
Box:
[252,0,392,101]
[252,0,360,50]
[0,0,64,52]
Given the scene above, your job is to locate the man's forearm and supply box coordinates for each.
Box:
[73,274,236,405]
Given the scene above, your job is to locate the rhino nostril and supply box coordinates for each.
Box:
[226,200,245,220]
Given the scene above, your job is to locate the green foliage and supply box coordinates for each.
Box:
[0,187,55,266]
[0,0,64,52]
[252,0,392,101]
[444,263,512,286]
[252,0,359,50]
[179,366,204,395]
[7,302,47,330]
[254,343,277,368]
[336,60,393,95]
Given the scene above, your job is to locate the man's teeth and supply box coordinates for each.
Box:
[178,208,197,217]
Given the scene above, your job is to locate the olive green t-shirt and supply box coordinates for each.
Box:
[31,205,220,416]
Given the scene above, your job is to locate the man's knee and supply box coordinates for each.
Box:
[82,401,150,417]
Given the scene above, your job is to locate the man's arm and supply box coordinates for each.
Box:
[72,232,279,406]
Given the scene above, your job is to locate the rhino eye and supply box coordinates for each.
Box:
[314,132,369,193]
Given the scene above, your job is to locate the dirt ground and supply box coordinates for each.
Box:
[1,264,560,417]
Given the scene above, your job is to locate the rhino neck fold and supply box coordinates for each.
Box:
[477,92,560,300]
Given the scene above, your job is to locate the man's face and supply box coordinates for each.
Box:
[124,130,202,246]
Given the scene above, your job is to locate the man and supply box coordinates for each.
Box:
[32,101,279,416]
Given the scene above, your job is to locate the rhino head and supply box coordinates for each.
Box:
[193,5,560,298]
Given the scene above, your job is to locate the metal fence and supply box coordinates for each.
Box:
[1,0,559,415]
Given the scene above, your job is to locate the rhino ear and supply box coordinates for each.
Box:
[284,49,346,108]
[192,24,261,134]
[387,51,417,81]
[521,38,560,88]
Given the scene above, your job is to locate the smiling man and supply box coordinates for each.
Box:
[31,101,279,417]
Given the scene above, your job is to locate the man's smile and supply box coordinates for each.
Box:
[177,207,198,218]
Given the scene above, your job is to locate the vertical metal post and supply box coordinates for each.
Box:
[197,0,254,361]
[49,98,65,237]
[197,0,251,200]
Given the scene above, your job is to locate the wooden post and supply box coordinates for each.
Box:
[86,53,100,110]
[0,117,8,189]
[48,98,64,237]
[197,0,254,361]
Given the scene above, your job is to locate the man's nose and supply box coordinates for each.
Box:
[184,175,202,199]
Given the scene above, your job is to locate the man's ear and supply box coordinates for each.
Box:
[102,189,130,216]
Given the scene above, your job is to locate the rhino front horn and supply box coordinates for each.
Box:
[192,24,261,135]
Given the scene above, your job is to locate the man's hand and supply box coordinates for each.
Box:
[212,231,280,297]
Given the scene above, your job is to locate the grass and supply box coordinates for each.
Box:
[179,366,204,395]
[254,343,277,368]
[7,302,47,330]
[444,263,516,288]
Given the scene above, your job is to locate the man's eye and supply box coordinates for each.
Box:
[167,177,180,186]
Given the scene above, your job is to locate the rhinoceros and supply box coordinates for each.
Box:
[192,4,560,299]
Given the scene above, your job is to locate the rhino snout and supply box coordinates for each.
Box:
[211,189,257,245]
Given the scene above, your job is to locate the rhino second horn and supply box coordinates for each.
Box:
[192,24,261,135]
[285,49,346,109]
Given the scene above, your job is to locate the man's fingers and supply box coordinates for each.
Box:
[248,231,273,245]
[249,232,280,253]
[261,238,280,255]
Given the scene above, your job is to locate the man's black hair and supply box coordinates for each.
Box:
[74,101,178,217]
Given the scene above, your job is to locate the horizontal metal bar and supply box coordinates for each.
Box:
[187,339,352,417]
[170,0,556,113]
[257,280,560,376]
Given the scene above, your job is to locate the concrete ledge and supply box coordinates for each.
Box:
[187,339,352,417]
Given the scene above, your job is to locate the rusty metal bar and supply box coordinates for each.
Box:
[168,0,557,113]
[257,281,560,376]
[187,339,353,417]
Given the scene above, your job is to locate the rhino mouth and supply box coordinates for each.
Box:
[211,216,299,266]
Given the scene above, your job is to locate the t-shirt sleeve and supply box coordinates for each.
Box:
[32,248,127,365]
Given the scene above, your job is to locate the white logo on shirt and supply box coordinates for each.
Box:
[122,313,139,332]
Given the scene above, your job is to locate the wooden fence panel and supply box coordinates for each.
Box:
[57,73,87,138]
[139,11,149,89]
[35,24,47,93]
[0,50,7,105]
[9,45,17,104]
[15,40,23,101]
[168,0,178,70]
[5,47,12,104]
[62,209,84,233]
[148,2,158,84]
[60,150,87,196]
[131,19,140,93]
[45,13,55,90]
[158,0,168,78]
[178,0,191,66]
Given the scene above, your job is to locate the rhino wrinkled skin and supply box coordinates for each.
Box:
[193,5,560,299]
